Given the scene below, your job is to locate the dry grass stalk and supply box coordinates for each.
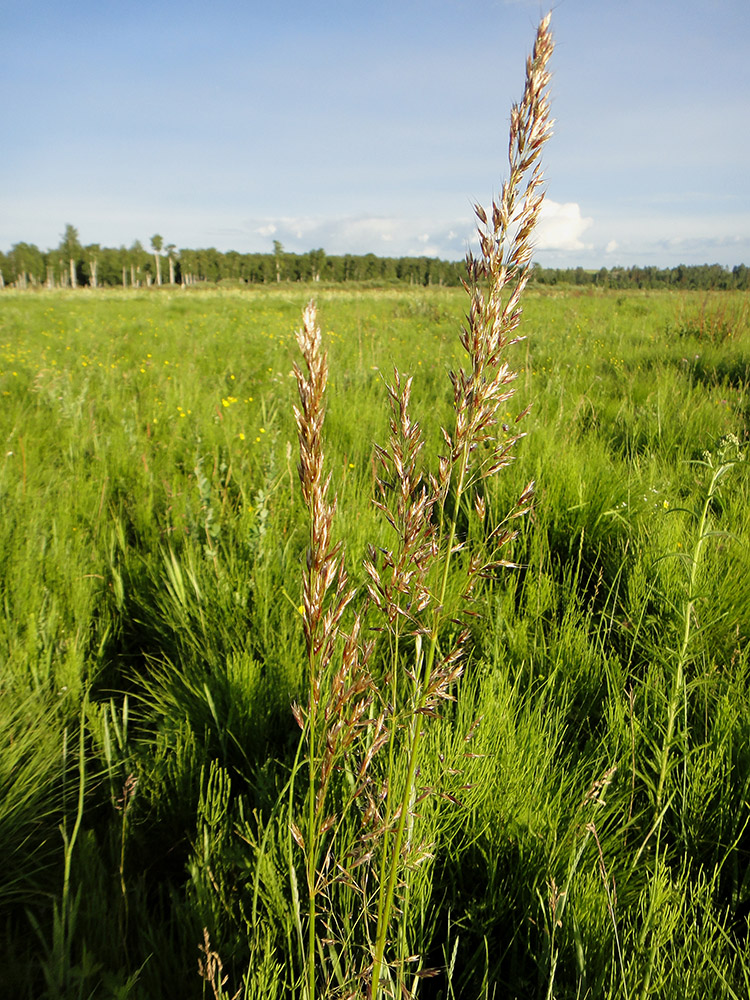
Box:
[368,14,553,996]
[293,301,381,1000]
[293,302,355,690]
[198,927,239,1000]
[291,14,553,1000]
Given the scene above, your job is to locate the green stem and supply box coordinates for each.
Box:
[654,464,723,818]
[59,696,86,988]
[371,444,470,997]
[372,712,425,996]
[306,633,319,1000]
[375,621,401,937]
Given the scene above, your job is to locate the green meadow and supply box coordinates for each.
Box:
[1,284,749,998]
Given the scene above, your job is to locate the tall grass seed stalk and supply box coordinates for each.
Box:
[290,13,553,1000]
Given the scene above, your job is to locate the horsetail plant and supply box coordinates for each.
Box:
[291,14,554,999]
[651,436,744,837]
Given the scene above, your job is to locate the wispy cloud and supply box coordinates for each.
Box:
[240,215,468,258]
[575,208,750,267]
[239,200,595,261]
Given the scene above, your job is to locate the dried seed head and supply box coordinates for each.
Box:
[447,14,552,496]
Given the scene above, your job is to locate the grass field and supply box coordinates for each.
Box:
[1,284,749,999]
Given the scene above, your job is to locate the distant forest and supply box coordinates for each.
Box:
[2,225,748,291]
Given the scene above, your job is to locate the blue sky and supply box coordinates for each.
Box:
[2,0,748,267]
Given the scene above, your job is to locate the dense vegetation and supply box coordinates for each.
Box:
[2,227,748,291]
[1,283,749,998]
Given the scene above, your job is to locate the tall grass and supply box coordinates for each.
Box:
[286,16,553,998]
[2,282,750,997]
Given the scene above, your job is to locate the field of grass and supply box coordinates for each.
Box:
[1,283,749,999]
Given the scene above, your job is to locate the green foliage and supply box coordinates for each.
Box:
[0,285,749,997]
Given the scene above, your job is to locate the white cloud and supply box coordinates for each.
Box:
[242,207,602,262]
[242,215,468,258]
[535,201,593,252]
[576,207,750,267]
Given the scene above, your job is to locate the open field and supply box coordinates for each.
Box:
[1,284,750,998]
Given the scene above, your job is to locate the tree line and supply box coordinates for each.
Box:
[1,225,747,291]
[532,262,750,290]
[0,226,464,289]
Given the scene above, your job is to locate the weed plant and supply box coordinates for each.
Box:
[1,22,750,1000]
